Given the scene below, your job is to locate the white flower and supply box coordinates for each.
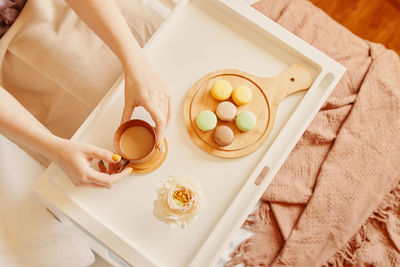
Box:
[153,174,206,229]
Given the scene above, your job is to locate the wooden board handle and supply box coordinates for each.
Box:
[276,63,313,99]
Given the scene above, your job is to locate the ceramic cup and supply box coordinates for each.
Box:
[114,119,157,165]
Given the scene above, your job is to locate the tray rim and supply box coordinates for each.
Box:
[34,0,346,266]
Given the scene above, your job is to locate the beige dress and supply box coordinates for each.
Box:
[0,0,163,166]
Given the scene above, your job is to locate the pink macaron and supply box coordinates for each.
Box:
[216,101,237,122]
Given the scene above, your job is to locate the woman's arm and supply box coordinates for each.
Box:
[0,88,131,187]
[65,0,142,69]
[65,0,171,147]
[0,88,58,159]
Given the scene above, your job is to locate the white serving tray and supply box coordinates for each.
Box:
[34,0,345,266]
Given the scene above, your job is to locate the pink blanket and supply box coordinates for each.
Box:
[226,0,400,266]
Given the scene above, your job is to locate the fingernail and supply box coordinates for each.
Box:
[127,167,133,175]
[112,154,121,162]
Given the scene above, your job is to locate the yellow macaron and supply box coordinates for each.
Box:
[232,85,252,106]
[211,80,233,101]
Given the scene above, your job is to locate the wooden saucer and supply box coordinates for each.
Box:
[183,64,313,158]
[127,138,168,174]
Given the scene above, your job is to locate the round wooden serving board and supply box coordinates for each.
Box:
[184,64,313,158]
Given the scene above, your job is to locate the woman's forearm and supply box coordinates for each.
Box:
[0,88,61,159]
[65,0,171,144]
[65,0,147,74]
[0,87,131,187]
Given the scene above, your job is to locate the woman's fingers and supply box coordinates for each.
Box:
[122,90,170,146]
[152,109,166,145]
[85,182,110,189]
[140,100,165,145]
[86,167,132,188]
[85,144,121,164]
[121,103,135,125]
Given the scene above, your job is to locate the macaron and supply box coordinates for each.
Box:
[211,79,233,101]
[213,125,234,146]
[216,101,237,122]
[196,110,217,131]
[232,85,252,106]
[235,110,256,132]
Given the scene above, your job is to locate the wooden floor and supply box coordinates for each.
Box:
[310,0,400,56]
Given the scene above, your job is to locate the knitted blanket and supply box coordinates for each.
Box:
[226,0,400,266]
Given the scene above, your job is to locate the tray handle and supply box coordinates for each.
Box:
[254,166,270,185]
[275,63,313,102]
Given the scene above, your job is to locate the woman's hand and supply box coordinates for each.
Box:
[65,0,172,147]
[53,138,132,188]
[121,59,171,148]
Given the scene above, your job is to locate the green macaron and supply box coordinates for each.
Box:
[196,110,217,131]
[235,110,256,132]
